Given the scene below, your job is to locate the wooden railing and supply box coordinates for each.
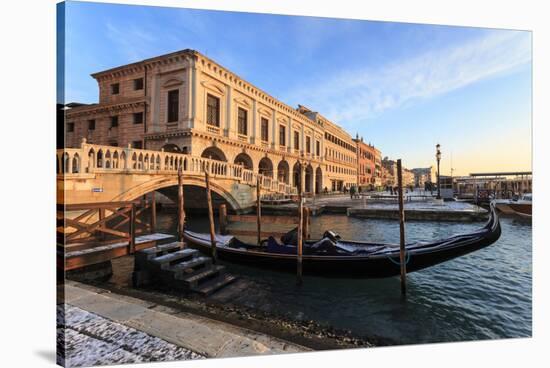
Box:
[57,199,154,252]
[57,140,297,195]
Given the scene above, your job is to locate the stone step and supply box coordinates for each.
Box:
[138,241,182,258]
[134,242,183,271]
[150,248,199,269]
[171,257,212,278]
[181,265,225,288]
[192,274,238,296]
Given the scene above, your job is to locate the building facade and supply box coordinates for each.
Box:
[354,136,378,190]
[65,49,358,194]
[411,167,437,188]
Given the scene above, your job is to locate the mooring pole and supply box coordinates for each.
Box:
[297,164,304,286]
[257,176,262,246]
[150,191,156,233]
[129,203,136,254]
[219,204,227,235]
[177,167,186,244]
[205,170,217,263]
[397,159,407,295]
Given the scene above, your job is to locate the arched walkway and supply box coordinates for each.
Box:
[305,164,314,193]
[258,157,274,178]
[315,167,323,194]
[277,160,290,184]
[234,152,253,170]
[292,162,302,190]
[161,143,182,153]
[201,146,227,162]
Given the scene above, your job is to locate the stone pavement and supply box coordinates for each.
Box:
[59,281,308,366]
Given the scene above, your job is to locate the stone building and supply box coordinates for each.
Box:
[65,49,358,194]
[411,167,437,188]
[353,135,378,190]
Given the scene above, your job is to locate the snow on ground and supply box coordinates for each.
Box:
[57,304,203,367]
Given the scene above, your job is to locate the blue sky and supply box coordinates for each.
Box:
[61,1,532,175]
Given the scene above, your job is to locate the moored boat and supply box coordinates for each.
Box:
[183,204,501,278]
[492,193,532,217]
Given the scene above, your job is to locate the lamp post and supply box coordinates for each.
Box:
[436,144,441,199]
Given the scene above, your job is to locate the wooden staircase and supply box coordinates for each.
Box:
[132,240,237,296]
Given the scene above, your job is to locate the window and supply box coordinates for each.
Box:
[110,116,118,128]
[316,140,320,156]
[237,107,248,135]
[88,119,95,131]
[133,78,144,90]
[111,83,119,95]
[306,136,311,153]
[260,118,269,142]
[167,90,179,122]
[294,131,300,150]
[132,141,143,149]
[133,112,143,124]
[109,141,118,147]
[279,125,286,146]
[67,122,74,133]
[206,94,220,127]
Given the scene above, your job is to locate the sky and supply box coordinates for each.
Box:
[61,1,532,176]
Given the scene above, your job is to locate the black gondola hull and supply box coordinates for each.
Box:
[183,206,501,278]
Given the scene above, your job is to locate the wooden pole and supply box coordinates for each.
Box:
[205,171,217,263]
[219,204,227,235]
[129,203,136,254]
[150,191,156,233]
[397,159,407,295]
[177,167,186,244]
[297,163,304,285]
[256,176,261,246]
[303,207,310,240]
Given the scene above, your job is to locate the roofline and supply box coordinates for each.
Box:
[90,49,197,78]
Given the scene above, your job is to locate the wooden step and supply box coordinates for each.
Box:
[181,265,225,288]
[150,248,198,269]
[171,257,212,278]
[192,274,238,296]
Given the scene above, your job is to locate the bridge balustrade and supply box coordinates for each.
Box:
[57,140,293,195]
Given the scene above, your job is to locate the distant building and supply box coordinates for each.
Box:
[411,166,436,188]
[353,135,378,190]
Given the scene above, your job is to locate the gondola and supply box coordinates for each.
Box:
[183,204,501,278]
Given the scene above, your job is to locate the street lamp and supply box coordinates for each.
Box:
[436,144,442,199]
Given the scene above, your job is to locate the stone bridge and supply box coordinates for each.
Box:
[57,141,298,212]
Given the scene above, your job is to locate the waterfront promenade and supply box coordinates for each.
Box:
[260,192,488,222]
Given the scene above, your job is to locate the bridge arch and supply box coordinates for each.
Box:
[113,175,242,212]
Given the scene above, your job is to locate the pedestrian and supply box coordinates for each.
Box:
[350,185,356,199]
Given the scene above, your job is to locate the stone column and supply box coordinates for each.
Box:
[288,118,293,153]
[251,99,257,144]
[271,110,277,149]
[149,70,160,133]
[225,84,232,138]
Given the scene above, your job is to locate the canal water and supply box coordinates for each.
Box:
[156,210,532,345]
